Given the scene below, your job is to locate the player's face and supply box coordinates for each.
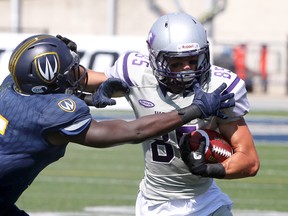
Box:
[162,55,199,94]
[168,56,198,72]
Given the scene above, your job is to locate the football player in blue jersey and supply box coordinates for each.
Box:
[90,12,260,216]
[0,34,235,215]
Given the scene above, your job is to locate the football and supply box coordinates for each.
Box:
[189,129,233,163]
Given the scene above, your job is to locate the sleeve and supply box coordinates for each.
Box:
[40,95,92,136]
[104,52,154,87]
[104,52,131,81]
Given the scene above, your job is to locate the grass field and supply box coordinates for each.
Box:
[16,110,288,213]
[16,143,288,213]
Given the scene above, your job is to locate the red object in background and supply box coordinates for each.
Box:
[260,45,268,80]
[233,44,247,80]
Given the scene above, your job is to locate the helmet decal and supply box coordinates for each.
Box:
[31,85,48,94]
[9,35,52,76]
[58,98,76,112]
[147,31,156,46]
[177,43,200,52]
[34,52,60,83]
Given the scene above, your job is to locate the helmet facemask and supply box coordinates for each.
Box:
[57,51,88,96]
[149,45,211,94]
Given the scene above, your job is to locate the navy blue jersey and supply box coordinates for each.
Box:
[0,75,92,209]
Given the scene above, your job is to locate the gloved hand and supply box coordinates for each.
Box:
[177,82,235,124]
[56,34,77,52]
[179,133,226,179]
[92,78,130,108]
[192,83,235,119]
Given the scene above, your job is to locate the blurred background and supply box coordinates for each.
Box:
[0,0,288,96]
[1,1,288,215]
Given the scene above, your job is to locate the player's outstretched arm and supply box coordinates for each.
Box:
[61,83,234,148]
[48,109,186,148]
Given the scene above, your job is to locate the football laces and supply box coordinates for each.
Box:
[211,146,232,158]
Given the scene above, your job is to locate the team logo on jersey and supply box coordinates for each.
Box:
[177,43,200,52]
[34,52,60,83]
[58,98,76,112]
[138,99,155,108]
[0,115,8,135]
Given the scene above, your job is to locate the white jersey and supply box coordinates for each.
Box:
[105,52,249,203]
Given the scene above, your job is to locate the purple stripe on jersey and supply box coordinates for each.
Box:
[223,76,240,94]
[122,52,134,86]
[177,126,197,134]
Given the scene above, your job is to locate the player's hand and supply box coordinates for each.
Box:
[56,34,77,52]
[92,78,130,108]
[179,133,207,175]
[192,83,235,119]
[179,133,226,178]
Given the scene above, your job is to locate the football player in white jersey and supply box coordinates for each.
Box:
[88,12,260,216]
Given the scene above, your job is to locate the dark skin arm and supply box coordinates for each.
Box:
[46,110,184,148]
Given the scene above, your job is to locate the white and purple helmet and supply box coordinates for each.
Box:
[147,12,211,93]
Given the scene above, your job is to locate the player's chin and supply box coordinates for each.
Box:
[167,83,185,94]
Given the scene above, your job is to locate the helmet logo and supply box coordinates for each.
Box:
[31,85,48,94]
[177,43,200,52]
[58,98,76,112]
[35,52,60,83]
[147,32,156,46]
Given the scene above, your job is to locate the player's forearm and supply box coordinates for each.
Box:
[84,69,108,92]
[130,111,183,143]
[177,104,202,124]
[82,104,202,148]
[221,152,260,179]
[219,121,260,179]
[129,107,202,143]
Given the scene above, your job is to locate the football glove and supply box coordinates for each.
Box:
[179,133,226,179]
[177,82,235,123]
[56,34,77,52]
[192,82,235,119]
[92,78,130,108]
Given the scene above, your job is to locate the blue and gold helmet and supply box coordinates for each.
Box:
[8,34,86,95]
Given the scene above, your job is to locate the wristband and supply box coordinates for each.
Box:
[204,163,226,179]
[177,104,202,124]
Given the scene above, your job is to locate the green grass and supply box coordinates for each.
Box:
[16,143,288,213]
[215,144,288,212]
[17,144,144,211]
[249,110,288,116]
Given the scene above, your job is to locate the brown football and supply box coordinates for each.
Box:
[189,129,233,163]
